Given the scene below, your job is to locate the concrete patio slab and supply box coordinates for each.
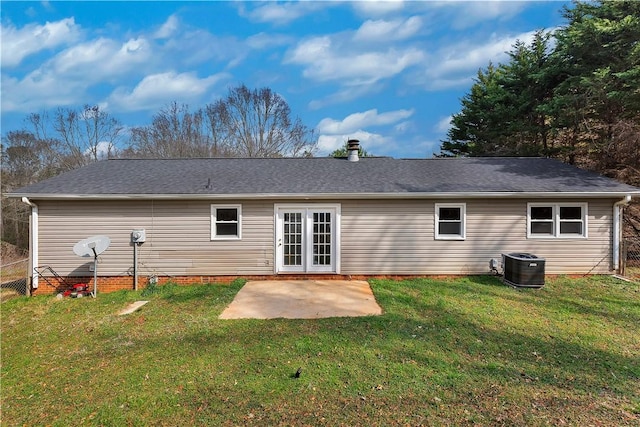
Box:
[219,280,382,319]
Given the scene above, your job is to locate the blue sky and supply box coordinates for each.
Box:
[1,1,570,158]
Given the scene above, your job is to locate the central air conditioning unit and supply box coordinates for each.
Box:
[502,253,545,288]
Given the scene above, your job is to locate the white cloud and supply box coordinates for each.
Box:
[288,36,331,63]
[1,35,155,112]
[423,76,475,91]
[287,36,425,85]
[241,1,331,25]
[316,134,344,154]
[414,30,538,91]
[161,29,247,67]
[316,109,415,156]
[394,121,413,133]
[1,17,81,67]
[0,13,249,114]
[155,14,179,39]
[25,7,38,18]
[351,0,406,17]
[308,84,384,110]
[1,71,83,111]
[318,108,414,134]
[354,16,422,42]
[285,16,427,104]
[438,30,537,75]
[51,36,152,78]
[246,32,293,50]
[435,116,452,133]
[108,71,229,111]
[449,1,528,30]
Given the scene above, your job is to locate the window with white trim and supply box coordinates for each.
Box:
[211,205,241,240]
[527,203,587,238]
[435,203,466,240]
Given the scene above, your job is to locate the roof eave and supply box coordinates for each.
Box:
[7,191,640,200]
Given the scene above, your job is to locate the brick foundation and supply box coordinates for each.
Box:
[29,273,595,296]
[30,273,448,295]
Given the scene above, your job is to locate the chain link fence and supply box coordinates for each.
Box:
[621,238,640,280]
[1,259,29,301]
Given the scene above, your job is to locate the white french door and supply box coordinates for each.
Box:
[275,204,340,273]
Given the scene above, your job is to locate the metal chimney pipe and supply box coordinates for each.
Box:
[347,139,360,162]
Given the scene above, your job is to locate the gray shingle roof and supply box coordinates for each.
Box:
[9,157,640,198]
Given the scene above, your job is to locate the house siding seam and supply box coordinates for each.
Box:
[34,198,615,287]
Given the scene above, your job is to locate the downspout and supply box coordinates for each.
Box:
[613,194,631,272]
[21,197,38,290]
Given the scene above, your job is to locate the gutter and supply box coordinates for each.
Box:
[21,197,38,289]
[7,191,640,201]
[613,194,632,272]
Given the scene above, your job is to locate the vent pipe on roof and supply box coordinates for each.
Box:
[347,139,360,162]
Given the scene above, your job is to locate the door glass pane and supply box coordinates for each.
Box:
[312,212,331,266]
[283,212,303,266]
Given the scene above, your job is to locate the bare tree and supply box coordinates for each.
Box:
[205,84,316,157]
[1,131,63,248]
[52,105,123,168]
[2,131,62,183]
[126,86,316,159]
[1,107,122,248]
[129,102,214,158]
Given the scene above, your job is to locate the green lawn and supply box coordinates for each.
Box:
[2,276,639,426]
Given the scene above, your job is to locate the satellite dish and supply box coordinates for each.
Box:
[73,235,111,298]
[73,235,111,258]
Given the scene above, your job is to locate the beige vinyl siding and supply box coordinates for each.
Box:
[36,197,615,278]
[37,200,274,277]
[340,199,614,275]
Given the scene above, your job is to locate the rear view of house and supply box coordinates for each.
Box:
[9,151,639,293]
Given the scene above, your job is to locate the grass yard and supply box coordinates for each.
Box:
[1,276,639,426]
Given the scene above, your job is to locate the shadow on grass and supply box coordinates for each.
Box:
[88,282,640,399]
[386,311,639,393]
[538,295,640,324]
[140,279,246,305]
[4,276,638,426]
[466,274,506,287]
[517,276,640,324]
[366,277,639,394]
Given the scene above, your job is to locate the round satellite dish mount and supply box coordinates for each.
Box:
[73,235,111,297]
[73,235,111,258]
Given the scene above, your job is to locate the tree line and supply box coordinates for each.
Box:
[1,84,317,249]
[440,0,640,236]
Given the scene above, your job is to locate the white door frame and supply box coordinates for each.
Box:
[274,203,341,274]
